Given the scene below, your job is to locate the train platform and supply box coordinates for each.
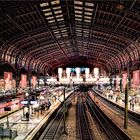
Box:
[94,89,140,114]
[89,91,140,140]
[0,91,73,140]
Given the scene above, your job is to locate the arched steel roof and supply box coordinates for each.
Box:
[0,0,140,75]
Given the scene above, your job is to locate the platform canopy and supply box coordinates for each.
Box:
[0,0,140,75]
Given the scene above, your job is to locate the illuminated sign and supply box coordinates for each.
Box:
[70,68,86,72]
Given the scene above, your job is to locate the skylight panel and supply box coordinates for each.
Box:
[48,20,55,23]
[44,12,52,16]
[40,2,49,7]
[74,6,83,10]
[57,18,63,21]
[54,31,60,34]
[84,12,92,16]
[54,10,62,14]
[61,29,67,32]
[84,19,91,22]
[56,35,61,38]
[62,34,68,37]
[75,10,82,14]
[51,0,60,5]
[85,8,93,12]
[42,8,51,12]
[56,15,63,18]
[74,0,83,5]
[84,16,92,19]
[75,18,82,21]
[85,2,94,7]
[47,16,54,20]
[75,14,82,18]
[53,6,61,10]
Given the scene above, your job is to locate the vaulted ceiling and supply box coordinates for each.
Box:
[0,0,140,75]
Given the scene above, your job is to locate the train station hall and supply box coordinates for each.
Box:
[0,0,140,140]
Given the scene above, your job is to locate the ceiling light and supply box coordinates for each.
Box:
[40,2,49,7]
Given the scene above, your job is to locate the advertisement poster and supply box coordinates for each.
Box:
[20,74,27,88]
[4,72,12,90]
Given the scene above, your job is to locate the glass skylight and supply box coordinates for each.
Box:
[75,10,82,14]
[75,14,82,18]
[75,18,82,21]
[84,19,91,22]
[54,10,62,14]
[84,12,92,16]
[42,8,51,12]
[74,0,83,5]
[84,16,92,19]
[74,6,83,10]
[44,12,52,16]
[51,0,60,5]
[40,2,49,7]
[53,6,61,10]
[48,20,55,23]
[57,18,63,21]
[56,15,63,18]
[85,2,94,7]
[85,8,93,12]
[47,16,54,20]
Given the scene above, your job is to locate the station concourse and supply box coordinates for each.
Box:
[0,0,140,140]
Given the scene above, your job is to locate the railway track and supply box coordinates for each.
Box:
[77,95,93,140]
[86,95,131,140]
[35,94,73,140]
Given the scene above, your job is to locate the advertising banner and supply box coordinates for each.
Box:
[122,73,127,89]
[21,74,27,88]
[132,70,140,88]
[4,72,12,90]
[32,76,37,89]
